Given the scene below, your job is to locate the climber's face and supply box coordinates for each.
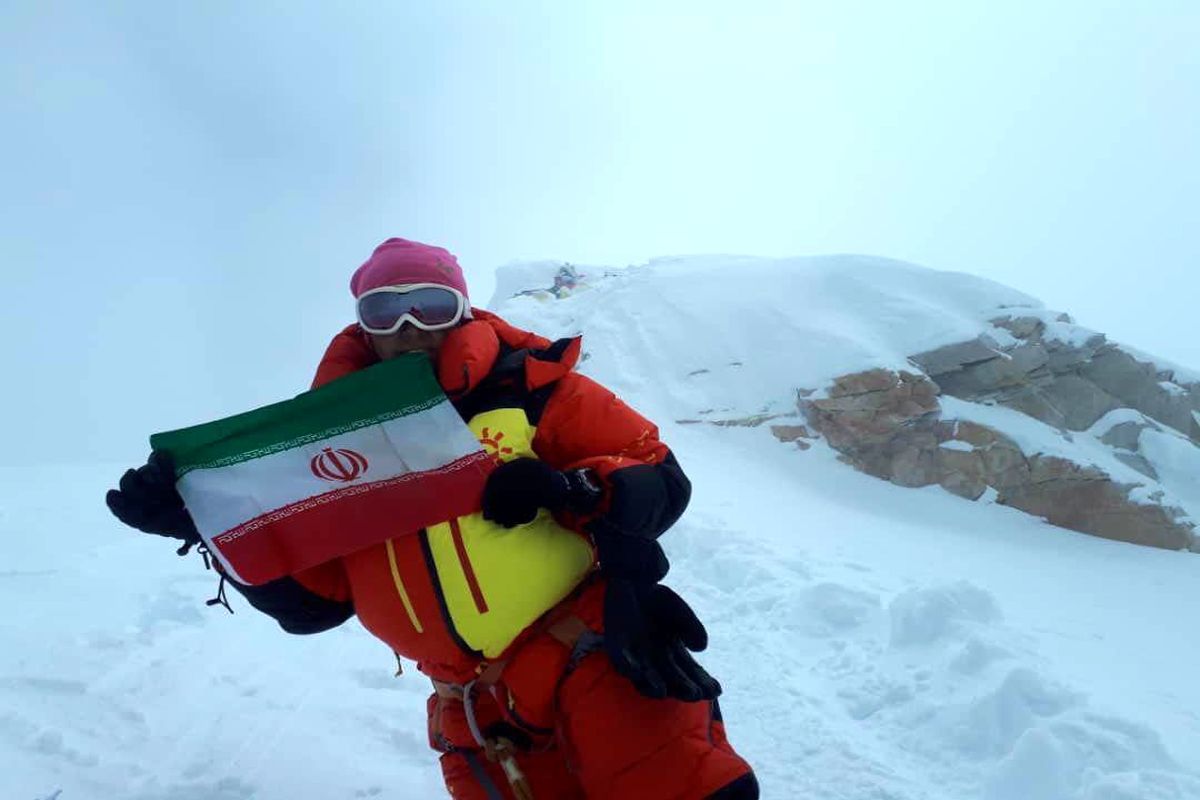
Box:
[368,326,450,361]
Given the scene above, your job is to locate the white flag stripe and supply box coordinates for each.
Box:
[180,399,481,541]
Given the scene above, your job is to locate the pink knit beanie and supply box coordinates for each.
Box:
[350,238,470,301]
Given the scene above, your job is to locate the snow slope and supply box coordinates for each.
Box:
[5,255,1199,799]
[496,256,1200,528]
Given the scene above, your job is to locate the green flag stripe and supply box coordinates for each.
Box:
[150,354,444,472]
[173,395,445,476]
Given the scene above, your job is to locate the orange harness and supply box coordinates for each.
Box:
[430,614,594,800]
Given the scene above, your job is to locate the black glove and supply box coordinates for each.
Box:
[603,578,722,702]
[105,450,200,553]
[481,458,601,528]
[592,526,669,582]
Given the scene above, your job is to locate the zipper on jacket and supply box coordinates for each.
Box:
[450,518,490,614]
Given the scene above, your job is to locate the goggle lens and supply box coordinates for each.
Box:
[357,287,463,332]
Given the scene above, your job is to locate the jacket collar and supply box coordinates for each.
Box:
[311,309,580,395]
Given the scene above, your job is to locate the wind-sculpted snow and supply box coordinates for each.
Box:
[667,433,1200,798]
[486,257,1200,796]
[497,256,1199,550]
[5,439,1200,798]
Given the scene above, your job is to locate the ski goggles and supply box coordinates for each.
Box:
[355,284,470,334]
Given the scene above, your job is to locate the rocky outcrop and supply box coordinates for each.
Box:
[909,315,1200,442]
[769,424,813,450]
[1080,348,1200,440]
[801,369,940,454]
[1001,455,1190,550]
[493,255,1199,552]
[1097,416,1163,480]
[800,367,1197,552]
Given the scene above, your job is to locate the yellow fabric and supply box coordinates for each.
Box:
[425,408,595,658]
[468,408,537,465]
[385,539,423,633]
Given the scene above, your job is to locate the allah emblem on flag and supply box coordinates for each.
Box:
[310,447,369,482]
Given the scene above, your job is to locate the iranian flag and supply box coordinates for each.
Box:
[150,354,494,586]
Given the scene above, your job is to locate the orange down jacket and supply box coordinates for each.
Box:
[222,311,760,799]
[227,309,691,684]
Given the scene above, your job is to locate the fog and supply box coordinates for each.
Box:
[2,1,1197,466]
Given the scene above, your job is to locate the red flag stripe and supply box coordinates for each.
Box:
[209,452,495,585]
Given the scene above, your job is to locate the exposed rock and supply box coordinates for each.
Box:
[1036,375,1122,430]
[998,469,1193,550]
[1099,419,1158,452]
[800,366,1196,552]
[804,370,940,451]
[677,413,794,428]
[998,386,1068,430]
[889,444,941,488]
[1080,349,1200,440]
[990,315,1045,340]
[1113,451,1160,481]
[910,313,1198,447]
[1095,415,1171,481]
[951,420,1002,448]
[936,447,988,500]
[827,368,905,397]
[978,442,1031,490]
[1043,336,1107,372]
[793,302,1200,553]
[1007,342,1051,374]
[770,424,813,450]
[909,336,1005,378]
[933,353,1034,398]
[770,424,811,441]
[1025,455,1106,485]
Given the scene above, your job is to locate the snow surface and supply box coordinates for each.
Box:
[1089,409,1154,439]
[6,255,1200,799]
[1140,429,1200,511]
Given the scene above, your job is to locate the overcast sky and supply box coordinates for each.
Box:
[2,1,1197,467]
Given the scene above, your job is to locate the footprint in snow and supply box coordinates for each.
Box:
[888,581,1002,648]
[137,585,206,632]
[352,669,407,691]
[132,776,256,800]
[780,582,882,638]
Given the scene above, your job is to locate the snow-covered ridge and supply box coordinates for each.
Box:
[491,256,1200,550]
[489,254,1048,420]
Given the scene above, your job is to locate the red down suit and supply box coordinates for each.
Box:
[226,310,755,799]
